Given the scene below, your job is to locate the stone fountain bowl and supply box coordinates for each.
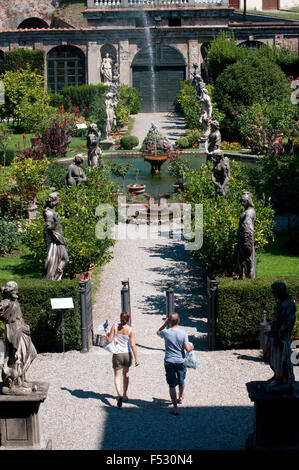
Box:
[127,183,146,195]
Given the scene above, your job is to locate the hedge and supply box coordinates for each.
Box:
[217,276,299,349]
[0,278,81,352]
[3,49,45,76]
[120,135,139,150]
[62,83,108,117]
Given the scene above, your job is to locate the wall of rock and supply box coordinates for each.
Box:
[0,0,63,30]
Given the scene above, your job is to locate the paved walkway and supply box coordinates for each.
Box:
[23,230,299,450]
[131,112,186,147]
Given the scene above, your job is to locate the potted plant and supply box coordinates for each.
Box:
[167,155,191,192]
[127,168,146,195]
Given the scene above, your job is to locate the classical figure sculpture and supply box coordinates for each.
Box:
[42,192,69,281]
[112,61,120,86]
[211,150,230,199]
[0,281,37,395]
[87,123,102,168]
[264,280,296,393]
[101,52,113,84]
[191,63,205,95]
[104,91,118,140]
[236,191,257,279]
[199,88,213,140]
[65,154,87,188]
[206,120,222,156]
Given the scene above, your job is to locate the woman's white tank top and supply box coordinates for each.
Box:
[114,324,132,354]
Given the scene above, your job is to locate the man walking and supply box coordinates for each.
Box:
[157,313,194,416]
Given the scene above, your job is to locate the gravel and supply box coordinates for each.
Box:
[4,234,299,450]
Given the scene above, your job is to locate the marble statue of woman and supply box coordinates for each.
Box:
[105,91,118,140]
[199,88,213,140]
[65,154,87,188]
[42,192,69,281]
[264,280,296,393]
[206,120,222,157]
[0,281,37,395]
[236,191,257,279]
[101,53,113,84]
[211,150,230,199]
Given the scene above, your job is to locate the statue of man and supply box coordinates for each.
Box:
[101,53,113,84]
[199,88,212,140]
[87,123,102,168]
[236,191,257,279]
[65,154,87,188]
[42,192,69,281]
[211,150,230,199]
[0,281,37,395]
[264,280,296,393]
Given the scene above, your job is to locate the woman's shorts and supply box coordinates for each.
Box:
[164,361,187,388]
[112,352,132,370]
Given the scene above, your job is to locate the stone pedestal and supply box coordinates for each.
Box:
[0,382,49,449]
[246,381,299,450]
[100,139,115,151]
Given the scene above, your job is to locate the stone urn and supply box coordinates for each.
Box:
[127,183,146,195]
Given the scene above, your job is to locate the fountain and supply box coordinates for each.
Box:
[141,9,157,113]
[141,122,172,174]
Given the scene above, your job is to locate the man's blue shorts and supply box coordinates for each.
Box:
[164,361,187,388]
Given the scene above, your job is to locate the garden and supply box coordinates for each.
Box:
[0,37,298,352]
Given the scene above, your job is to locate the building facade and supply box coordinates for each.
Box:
[0,0,298,111]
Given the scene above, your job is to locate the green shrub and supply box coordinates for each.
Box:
[184,160,274,277]
[46,162,67,190]
[0,278,81,352]
[213,55,295,142]
[186,129,202,148]
[62,83,108,118]
[176,80,201,130]
[217,276,299,348]
[115,102,130,129]
[3,49,45,76]
[0,148,14,166]
[176,137,189,149]
[117,85,141,114]
[120,135,139,150]
[89,94,107,133]
[48,93,65,109]
[0,219,21,255]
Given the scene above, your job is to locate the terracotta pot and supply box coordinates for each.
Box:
[127,184,146,195]
[73,263,95,282]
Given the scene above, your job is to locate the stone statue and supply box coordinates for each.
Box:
[206,120,222,156]
[65,154,87,188]
[264,281,296,393]
[101,52,113,84]
[87,123,102,168]
[42,192,69,281]
[112,61,120,86]
[104,91,118,140]
[141,122,172,154]
[0,282,37,395]
[199,88,212,140]
[236,191,257,279]
[211,150,230,199]
[191,63,205,96]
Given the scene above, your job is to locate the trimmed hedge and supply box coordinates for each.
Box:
[3,49,45,76]
[120,135,139,150]
[0,278,81,352]
[62,83,108,117]
[217,276,299,349]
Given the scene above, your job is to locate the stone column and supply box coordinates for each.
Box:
[188,40,199,79]
[87,41,101,85]
[119,40,130,86]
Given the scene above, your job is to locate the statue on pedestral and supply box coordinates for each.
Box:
[104,90,118,140]
[236,191,257,279]
[211,150,230,199]
[87,123,102,168]
[65,154,87,188]
[42,192,69,281]
[264,280,296,393]
[101,52,113,84]
[0,282,37,395]
[199,88,213,140]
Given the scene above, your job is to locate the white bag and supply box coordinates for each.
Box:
[104,338,118,354]
[185,350,198,369]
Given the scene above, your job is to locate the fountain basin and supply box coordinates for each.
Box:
[144,153,169,174]
[127,183,146,195]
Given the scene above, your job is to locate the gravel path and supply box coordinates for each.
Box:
[131,112,186,146]
[22,232,299,450]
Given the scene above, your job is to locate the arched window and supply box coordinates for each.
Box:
[238,40,264,50]
[17,17,49,29]
[47,45,86,93]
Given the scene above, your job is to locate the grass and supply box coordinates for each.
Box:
[0,244,41,280]
[257,232,299,277]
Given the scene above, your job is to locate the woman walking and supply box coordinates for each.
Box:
[105,311,139,408]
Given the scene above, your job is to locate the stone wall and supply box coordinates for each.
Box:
[0,0,63,30]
